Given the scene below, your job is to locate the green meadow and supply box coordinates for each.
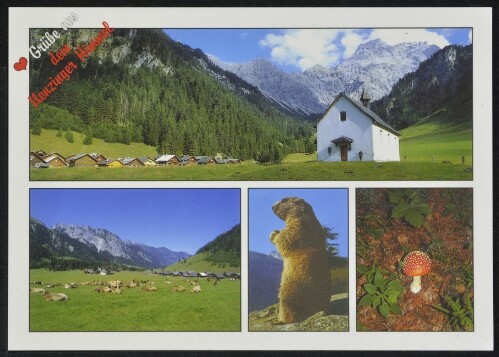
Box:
[29,269,240,332]
[30,129,158,158]
[399,120,472,164]
[167,252,240,273]
[29,120,473,181]
[30,160,472,181]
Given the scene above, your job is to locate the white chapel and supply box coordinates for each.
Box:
[316,89,400,162]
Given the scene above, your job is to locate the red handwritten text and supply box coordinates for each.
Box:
[74,21,114,62]
[28,21,113,108]
[49,44,72,66]
[28,62,78,108]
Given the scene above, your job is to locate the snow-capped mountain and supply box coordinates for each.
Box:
[209,39,439,117]
[208,56,324,116]
[52,224,130,259]
[268,250,283,261]
[51,223,191,268]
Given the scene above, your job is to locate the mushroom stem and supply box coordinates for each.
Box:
[410,275,422,293]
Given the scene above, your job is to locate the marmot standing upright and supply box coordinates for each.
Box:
[270,197,332,324]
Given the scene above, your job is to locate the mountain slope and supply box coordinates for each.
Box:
[52,223,190,268]
[195,224,241,268]
[208,56,324,117]
[30,218,121,269]
[211,39,439,117]
[29,28,312,160]
[248,251,283,312]
[370,44,472,130]
[30,217,191,269]
[167,224,241,271]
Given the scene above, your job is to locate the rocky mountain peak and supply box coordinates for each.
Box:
[211,40,441,117]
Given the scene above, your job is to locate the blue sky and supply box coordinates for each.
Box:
[30,189,240,254]
[164,28,472,73]
[249,188,349,258]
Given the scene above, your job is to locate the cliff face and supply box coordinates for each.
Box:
[210,39,440,117]
[30,220,190,269]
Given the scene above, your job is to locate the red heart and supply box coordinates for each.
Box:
[14,57,28,71]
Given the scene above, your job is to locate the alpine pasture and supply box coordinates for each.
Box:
[29,269,240,331]
[29,121,473,181]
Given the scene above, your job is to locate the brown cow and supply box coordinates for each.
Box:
[43,291,69,301]
[191,285,201,293]
[142,286,157,291]
[30,287,46,294]
[171,285,185,292]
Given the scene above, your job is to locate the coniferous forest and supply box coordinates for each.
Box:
[29,29,314,161]
[370,45,472,130]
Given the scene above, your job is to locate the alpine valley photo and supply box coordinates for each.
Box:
[29,188,241,332]
[29,28,473,181]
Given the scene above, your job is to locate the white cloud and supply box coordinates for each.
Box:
[468,29,472,44]
[259,29,453,72]
[341,30,369,58]
[259,29,343,71]
[367,29,450,48]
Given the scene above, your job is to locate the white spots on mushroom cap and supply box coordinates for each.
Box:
[402,251,432,276]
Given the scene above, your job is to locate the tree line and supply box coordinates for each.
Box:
[371,45,472,130]
[29,28,314,162]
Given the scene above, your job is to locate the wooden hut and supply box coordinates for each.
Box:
[67,154,98,167]
[155,154,181,166]
[180,155,198,166]
[89,153,107,162]
[121,157,145,167]
[138,157,157,167]
[29,151,47,168]
[97,159,123,168]
[43,153,68,168]
[196,156,216,165]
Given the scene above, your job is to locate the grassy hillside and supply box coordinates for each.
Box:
[30,129,158,158]
[166,252,240,273]
[30,269,240,331]
[31,160,472,181]
[399,113,472,164]
[30,117,473,181]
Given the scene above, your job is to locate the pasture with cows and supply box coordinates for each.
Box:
[29,269,240,331]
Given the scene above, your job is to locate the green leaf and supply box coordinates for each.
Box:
[415,203,431,215]
[364,284,377,294]
[374,271,385,288]
[405,209,424,227]
[379,301,390,317]
[431,304,450,314]
[358,294,373,307]
[392,202,410,218]
[372,296,381,308]
[387,279,404,292]
[388,191,402,204]
[389,303,402,315]
[356,264,369,274]
[385,289,401,303]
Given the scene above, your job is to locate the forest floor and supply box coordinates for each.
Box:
[356,188,474,332]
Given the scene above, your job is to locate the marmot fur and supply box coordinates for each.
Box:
[270,197,332,323]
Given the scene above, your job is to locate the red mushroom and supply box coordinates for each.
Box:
[402,251,432,293]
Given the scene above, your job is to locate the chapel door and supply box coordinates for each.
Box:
[340,145,348,161]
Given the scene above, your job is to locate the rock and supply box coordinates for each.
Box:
[249,294,349,332]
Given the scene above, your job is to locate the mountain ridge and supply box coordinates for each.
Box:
[210,39,440,117]
[370,44,472,130]
[31,218,191,269]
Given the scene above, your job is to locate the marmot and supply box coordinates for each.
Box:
[270,197,332,323]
